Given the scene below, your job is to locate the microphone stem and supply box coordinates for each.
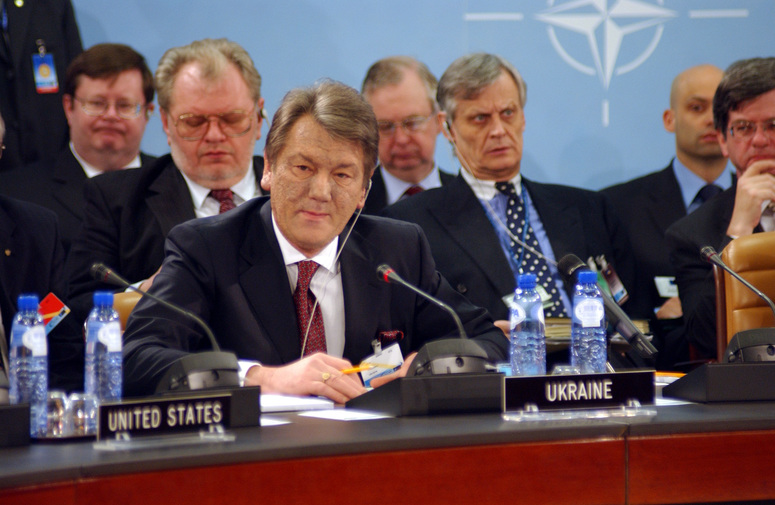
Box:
[391,277,467,340]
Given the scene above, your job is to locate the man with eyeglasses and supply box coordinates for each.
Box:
[667,57,775,360]
[601,64,730,369]
[360,56,453,214]
[384,53,635,332]
[0,43,155,254]
[65,38,267,325]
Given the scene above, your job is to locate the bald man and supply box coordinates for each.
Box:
[601,64,731,369]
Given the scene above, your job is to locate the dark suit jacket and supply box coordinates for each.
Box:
[383,174,636,321]
[0,0,82,171]
[122,197,508,396]
[361,166,456,215]
[666,185,738,359]
[0,195,80,390]
[65,154,265,321]
[0,149,156,254]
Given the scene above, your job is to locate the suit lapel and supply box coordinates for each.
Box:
[646,163,686,234]
[146,161,196,236]
[524,178,584,260]
[49,150,87,220]
[429,175,515,297]
[7,1,32,71]
[238,202,301,363]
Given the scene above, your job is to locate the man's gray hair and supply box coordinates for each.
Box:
[437,53,527,120]
[265,80,378,186]
[361,56,438,111]
[713,57,775,135]
[155,38,262,111]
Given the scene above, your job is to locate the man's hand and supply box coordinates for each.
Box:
[655,296,682,320]
[727,160,775,238]
[244,353,366,404]
[369,352,417,388]
[493,320,510,337]
[138,267,162,292]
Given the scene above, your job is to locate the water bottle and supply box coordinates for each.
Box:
[85,291,122,406]
[509,273,546,376]
[8,294,48,437]
[571,270,607,373]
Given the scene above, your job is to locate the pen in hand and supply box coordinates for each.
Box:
[339,363,395,375]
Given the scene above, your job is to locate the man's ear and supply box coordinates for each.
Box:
[663,108,675,133]
[260,151,272,192]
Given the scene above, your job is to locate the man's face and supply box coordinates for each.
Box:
[366,70,440,183]
[718,88,775,175]
[664,66,724,163]
[160,62,263,190]
[262,115,367,257]
[63,69,151,170]
[442,71,525,181]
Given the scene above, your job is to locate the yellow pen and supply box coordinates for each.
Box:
[340,363,395,374]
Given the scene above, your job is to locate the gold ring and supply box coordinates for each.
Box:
[321,372,331,383]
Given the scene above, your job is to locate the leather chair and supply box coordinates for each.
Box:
[113,291,142,330]
[714,231,775,362]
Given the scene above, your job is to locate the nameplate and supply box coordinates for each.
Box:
[97,387,260,440]
[503,370,654,411]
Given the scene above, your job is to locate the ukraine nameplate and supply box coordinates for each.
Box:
[503,370,654,411]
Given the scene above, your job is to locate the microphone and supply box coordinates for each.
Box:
[557,254,658,361]
[376,264,488,375]
[701,246,775,362]
[90,263,239,393]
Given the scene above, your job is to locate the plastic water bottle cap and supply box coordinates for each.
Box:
[17,294,39,311]
[517,273,537,289]
[93,290,114,307]
[577,270,598,284]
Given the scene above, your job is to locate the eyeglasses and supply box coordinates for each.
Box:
[172,106,255,141]
[377,115,432,136]
[74,96,145,119]
[728,118,775,140]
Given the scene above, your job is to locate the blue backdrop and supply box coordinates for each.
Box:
[72,0,774,189]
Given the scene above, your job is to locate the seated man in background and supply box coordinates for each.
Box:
[122,80,508,401]
[0,113,79,391]
[0,43,156,254]
[360,56,453,214]
[602,64,730,369]
[65,38,267,321]
[667,57,775,360]
[384,53,636,328]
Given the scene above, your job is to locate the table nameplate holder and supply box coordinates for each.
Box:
[502,369,656,422]
[662,362,775,402]
[93,386,260,451]
[0,402,30,448]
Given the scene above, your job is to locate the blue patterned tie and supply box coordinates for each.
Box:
[495,182,567,317]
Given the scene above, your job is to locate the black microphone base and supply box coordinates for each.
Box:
[723,328,775,363]
[155,351,240,394]
[345,373,502,416]
[662,362,775,402]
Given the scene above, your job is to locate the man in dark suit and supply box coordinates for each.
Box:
[667,57,775,360]
[602,64,729,368]
[0,0,82,171]
[384,53,635,326]
[122,80,507,401]
[66,39,267,322]
[360,56,454,214]
[0,43,156,253]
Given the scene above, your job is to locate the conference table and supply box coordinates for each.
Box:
[1,397,775,505]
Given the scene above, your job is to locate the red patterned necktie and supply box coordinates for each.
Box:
[294,260,327,355]
[402,185,424,198]
[210,189,236,214]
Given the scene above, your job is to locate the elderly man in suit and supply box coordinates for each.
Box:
[122,80,507,401]
[602,64,729,368]
[360,56,454,214]
[65,38,267,321]
[384,53,636,328]
[0,43,155,253]
[667,57,775,360]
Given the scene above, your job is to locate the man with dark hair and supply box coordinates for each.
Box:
[0,43,155,253]
[121,80,507,401]
[65,38,267,321]
[602,64,729,368]
[360,56,453,213]
[667,57,775,360]
[384,53,635,328]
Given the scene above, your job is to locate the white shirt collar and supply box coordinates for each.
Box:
[179,159,257,212]
[460,168,522,200]
[380,164,442,204]
[271,211,339,273]
[69,142,141,178]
